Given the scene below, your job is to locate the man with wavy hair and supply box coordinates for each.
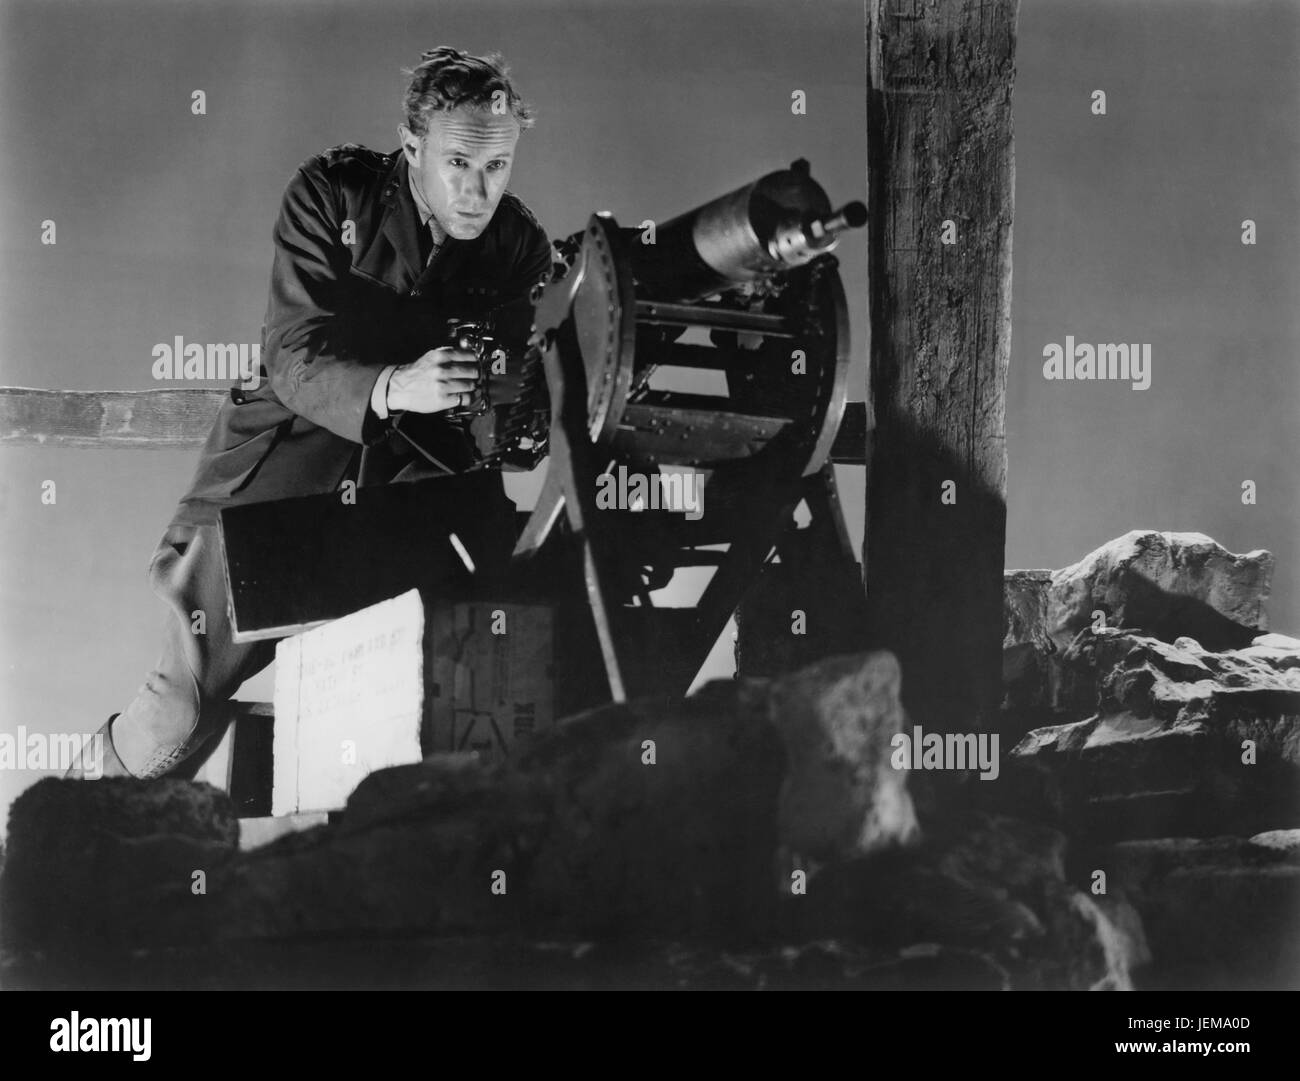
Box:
[69,47,553,780]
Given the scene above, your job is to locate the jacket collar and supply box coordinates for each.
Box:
[353,153,484,294]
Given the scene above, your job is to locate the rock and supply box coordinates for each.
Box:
[512,681,788,939]
[4,776,238,849]
[1010,628,1300,838]
[1034,887,1148,992]
[1103,835,1300,989]
[1004,570,1055,652]
[929,809,1067,889]
[1047,530,1273,653]
[1047,619,1300,726]
[520,652,919,935]
[764,652,920,858]
[339,752,515,834]
[1249,828,1300,853]
[1243,634,1300,669]
[187,763,548,948]
[1253,632,1300,651]
[999,536,1278,741]
[1000,570,1060,739]
[0,778,239,957]
[794,812,1147,990]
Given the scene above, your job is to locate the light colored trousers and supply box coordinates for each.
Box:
[73,523,274,779]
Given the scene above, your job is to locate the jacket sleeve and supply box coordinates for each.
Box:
[502,215,555,303]
[261,159,385,445]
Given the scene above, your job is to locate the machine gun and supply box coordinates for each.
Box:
[222,159,866,707]
[449,159,864,472]
[469,158,867,700]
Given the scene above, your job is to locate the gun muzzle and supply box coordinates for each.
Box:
[768,200,869,265]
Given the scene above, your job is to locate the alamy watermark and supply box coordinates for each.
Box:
[1042,337,1151,390]
[890,724,1000,780]
[152,336,261,389]
[595,465,704,521]
[0,728,101,777]
[50,1013,151,1061]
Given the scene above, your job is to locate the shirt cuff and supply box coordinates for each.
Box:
[369,364,399,420]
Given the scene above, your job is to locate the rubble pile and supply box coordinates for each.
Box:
[1,654,1138,989]
[1,529,1293,989]
[997,530,1299,988]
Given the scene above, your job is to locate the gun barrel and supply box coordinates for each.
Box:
[630,160,863,302]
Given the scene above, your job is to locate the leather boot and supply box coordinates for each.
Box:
[64,714,136,780]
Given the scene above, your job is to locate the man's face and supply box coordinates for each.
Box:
[399,106,521,241]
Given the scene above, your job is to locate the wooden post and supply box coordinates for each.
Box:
[863,0,1019,734]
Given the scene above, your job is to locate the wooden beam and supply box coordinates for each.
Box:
[0,388,873,466]
[0,387,225,449]
[863,0,1019,733]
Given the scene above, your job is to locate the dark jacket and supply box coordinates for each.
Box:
[170,143,553,528]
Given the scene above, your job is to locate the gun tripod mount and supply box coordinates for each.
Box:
[511,159,867,702]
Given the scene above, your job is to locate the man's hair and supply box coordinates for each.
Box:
[402,47,535,136]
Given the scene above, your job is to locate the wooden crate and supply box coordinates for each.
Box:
[270,589,555,815]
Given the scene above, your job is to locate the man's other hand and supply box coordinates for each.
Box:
[386,347,481,413]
